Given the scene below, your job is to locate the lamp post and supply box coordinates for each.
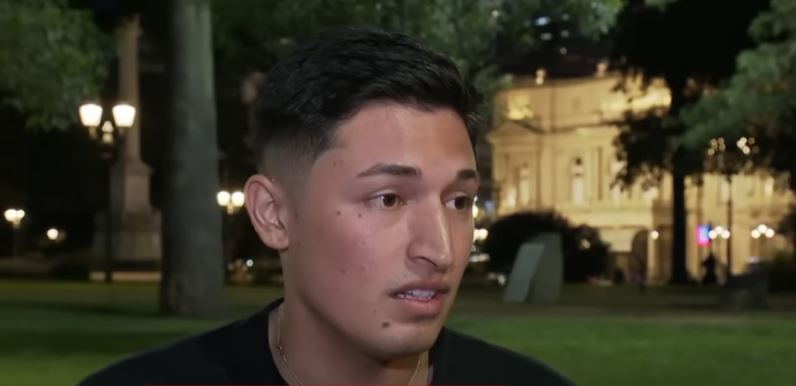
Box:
[79,102,137,283]
[707,225,732,276]
[4,209,25,258]
[216,190,245,215]
[217,190,245,272]
[46,227,66,245]
[750,224,775,259]
[706,136,756,279]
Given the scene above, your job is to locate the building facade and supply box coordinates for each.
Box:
[488,73,791,284]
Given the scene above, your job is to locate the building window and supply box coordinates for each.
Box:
[719,177,731,203]
[643,186,659,203]
[775,175,790,192]
[572,157,585,204]
[518,165,531,206]
[764,176,775,196]
[501,182,517,209]
[610,160,623,204]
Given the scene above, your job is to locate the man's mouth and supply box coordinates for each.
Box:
[395,289,439,301]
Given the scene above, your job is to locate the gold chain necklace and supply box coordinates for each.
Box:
[275,307,423,385]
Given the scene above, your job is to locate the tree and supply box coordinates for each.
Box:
[160,0,224,317]
[210,0,624,185]
[0,0,107,129]
[610,0,769,283]
[681,0,796,189]
[212,0,623,96]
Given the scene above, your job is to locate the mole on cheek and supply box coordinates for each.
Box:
[357,213,362,218]
[336,210,341,216]
[381,322,390,328]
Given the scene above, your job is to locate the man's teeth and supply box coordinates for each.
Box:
[397,290,436,300]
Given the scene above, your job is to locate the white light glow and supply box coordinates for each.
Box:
[217,191,231,207]
[535,16,550,26]
[4,209,25,227]
[231,191,245,208]
[112,103,136,128]
[469,253,490,263]
[46,228,60,241]
[535,68,546,85]
[79,103,103,127]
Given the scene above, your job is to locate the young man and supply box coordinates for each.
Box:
[80,28,575,386]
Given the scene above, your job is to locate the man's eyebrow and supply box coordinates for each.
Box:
[456,169,480,183]
[357,163,421,178]
[356,164,480,184]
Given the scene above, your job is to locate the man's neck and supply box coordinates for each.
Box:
[268,301,429,385]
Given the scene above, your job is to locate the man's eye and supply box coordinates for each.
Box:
[372,193,404,209]
[447,196,473,211]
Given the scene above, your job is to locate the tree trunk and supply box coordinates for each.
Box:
[667,76,690,284]
[670,148,690,284]
[161,0,224,317]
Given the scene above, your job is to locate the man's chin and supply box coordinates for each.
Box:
[367,323,442,360]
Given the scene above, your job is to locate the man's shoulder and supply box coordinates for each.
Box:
[435,328,577,386]
[77,309,275,386]
[77,329,228,386]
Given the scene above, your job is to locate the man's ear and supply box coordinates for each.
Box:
[244,174,292,251]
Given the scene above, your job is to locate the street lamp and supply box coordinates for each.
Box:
[217,190,245,273]
[46,228,60,241]
[46,227,66,244]
[473,228,489,243]
[4,208,25,258]
[707,225,731,270]
[79,101,137,284]
[751,224,775,258]
[79,102,136,153]
[217,190,245,215]
[706,136,756,279]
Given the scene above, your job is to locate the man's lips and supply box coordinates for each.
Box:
[390,281,450,300]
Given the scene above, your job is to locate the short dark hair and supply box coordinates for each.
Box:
[249,28,482,183]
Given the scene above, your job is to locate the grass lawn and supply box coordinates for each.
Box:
[1,280,795,386]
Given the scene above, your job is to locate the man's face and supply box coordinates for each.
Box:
[285,102,478,359]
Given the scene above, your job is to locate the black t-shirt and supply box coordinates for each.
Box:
[79,299,575,386]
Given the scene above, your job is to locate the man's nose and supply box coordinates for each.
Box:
[406,201,453,272]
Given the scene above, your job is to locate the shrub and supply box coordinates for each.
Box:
[481,211,609,282]
[769,251,796,293]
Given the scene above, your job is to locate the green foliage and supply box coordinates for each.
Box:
[612,0,768,179]
[613,110,676,189]
[211,0,622,101]
[681,0,796,153]
[0,0,109,129]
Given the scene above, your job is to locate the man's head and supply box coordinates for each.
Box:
[245,28,482,360]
